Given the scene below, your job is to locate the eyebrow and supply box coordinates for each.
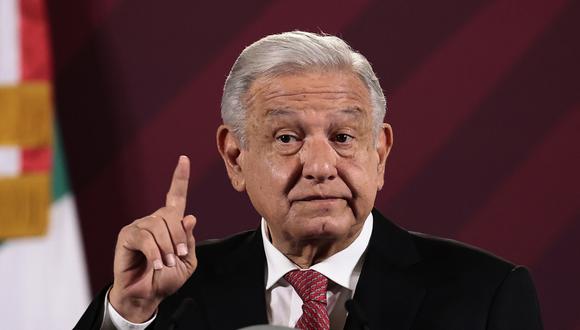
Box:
[265,107,294,118]
[265,106,364,118]
[337,107,364,117]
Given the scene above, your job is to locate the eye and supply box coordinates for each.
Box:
[334,133,353,143]
[276,134,297,143]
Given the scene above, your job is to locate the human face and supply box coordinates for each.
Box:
[219,70,392,255]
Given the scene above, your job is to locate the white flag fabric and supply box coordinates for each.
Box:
[0,0,91,328]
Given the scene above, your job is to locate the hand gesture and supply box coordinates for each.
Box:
[109,156,197,322]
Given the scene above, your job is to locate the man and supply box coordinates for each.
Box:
[75,31,542,329]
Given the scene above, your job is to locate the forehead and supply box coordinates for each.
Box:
[245,70,373,117]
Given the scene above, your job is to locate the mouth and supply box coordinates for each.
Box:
[292,195,345,203]
[299,196,340,201]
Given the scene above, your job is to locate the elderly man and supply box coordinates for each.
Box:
[75,31,542,330]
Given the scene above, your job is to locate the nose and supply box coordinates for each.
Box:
[300,137,337,183]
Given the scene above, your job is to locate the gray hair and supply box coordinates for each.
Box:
[221,31,386,146]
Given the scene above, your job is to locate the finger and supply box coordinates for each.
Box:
[123,226,164,271]
[162,211,188,257]
[165,155,190,217]
[181,215,198,266]
[136,216,177,267]
[153,206,188,257]
[182,215,196,251]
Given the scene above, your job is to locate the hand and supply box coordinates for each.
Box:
[109,155,197,323]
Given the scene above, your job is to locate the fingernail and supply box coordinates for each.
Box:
[166,253,176,267]
[177,243,188,256]
[153,259,163,270]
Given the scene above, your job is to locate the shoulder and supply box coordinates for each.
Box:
[410,231,515,274]
[406,231,531,306]
[404,232,541,327]
[370,210,526,300]
[370,210,517,284]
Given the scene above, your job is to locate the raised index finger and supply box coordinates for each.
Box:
[165,155,190,216]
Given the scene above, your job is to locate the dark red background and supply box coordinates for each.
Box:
[46,0,580,328]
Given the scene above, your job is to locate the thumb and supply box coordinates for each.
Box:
[182,215,197,266]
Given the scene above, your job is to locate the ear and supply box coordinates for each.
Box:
[376,123,393,191]
[216,124,246,192]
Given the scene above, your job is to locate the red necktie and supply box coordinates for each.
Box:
[284,270,330,330]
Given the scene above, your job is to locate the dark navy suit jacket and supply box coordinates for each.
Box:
[75,209,543,329]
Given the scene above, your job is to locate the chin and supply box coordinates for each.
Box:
[292,215,354,241]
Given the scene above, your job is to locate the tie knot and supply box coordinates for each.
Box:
[284,270,328,304]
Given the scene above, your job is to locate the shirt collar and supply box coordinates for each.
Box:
[261,213,374,291]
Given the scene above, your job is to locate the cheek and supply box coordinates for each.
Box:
[340,155,380,195]
[246,152,297,194]
[341,161,379,220]
[265,157,289,181]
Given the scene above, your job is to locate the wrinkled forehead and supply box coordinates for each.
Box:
[244,70,373,117]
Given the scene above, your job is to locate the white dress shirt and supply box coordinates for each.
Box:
[263,214,373,329]
[101,213,373,329]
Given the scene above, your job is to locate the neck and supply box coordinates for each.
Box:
[284,242,344,268]
[268,226,363,268]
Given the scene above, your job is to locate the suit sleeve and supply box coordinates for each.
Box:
[73,285,158,330]
[73,286,109,330]
[486,266,543,330]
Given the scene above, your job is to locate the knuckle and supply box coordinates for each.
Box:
[173,196,186,204]
[168,221,186,236]
[165,193,175,201]
[138,228,157,244]
[142,217,164,232]
[138,231,160,254]
[174,227,186,237]
[133,215,149,224]
[136,228,150,240]
[154,207,167,216]
[118,223,137,238]
[119,224,131,234]
[164,205,178,214]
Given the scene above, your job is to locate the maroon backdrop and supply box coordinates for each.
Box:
[46,0,579,328]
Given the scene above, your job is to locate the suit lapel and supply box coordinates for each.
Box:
[345,210,426,330]
[199,230,269,329]
[193,210,425,329]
